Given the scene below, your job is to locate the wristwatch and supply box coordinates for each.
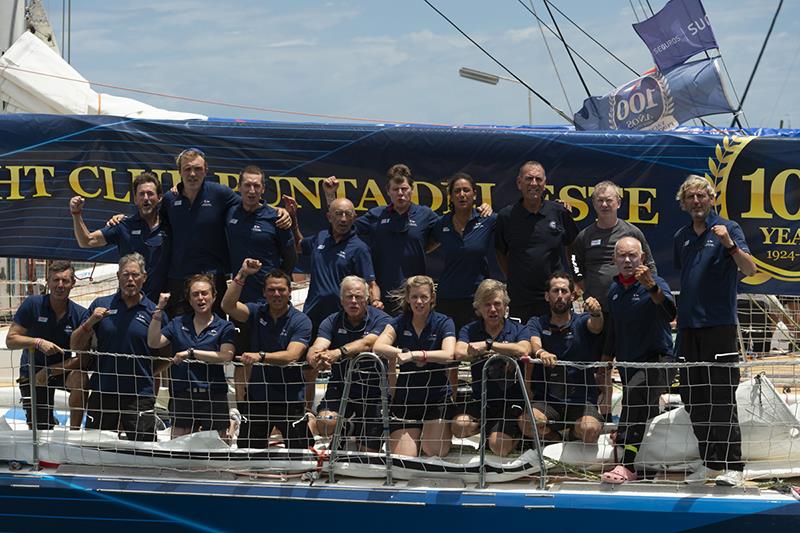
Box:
[187,347,195,358]
[339,345,349,358]
[648,284,659,294]
[259,351,266,362]
[485,338,494,352]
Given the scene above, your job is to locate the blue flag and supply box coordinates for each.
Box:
[573,58,734,131]
[633,0,718,71]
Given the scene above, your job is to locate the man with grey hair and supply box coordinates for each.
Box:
[70,253,163,441]
[285,196,380,329]
[450,279,532,456]
[306,276,390,451]
[573,180,656,309]
[601,236,675,484]
[673,175,757,487]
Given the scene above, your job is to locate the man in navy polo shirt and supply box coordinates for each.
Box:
[286,196,379,328]
[6,261,87,429]
[496,161,578,324]
[601,236,675,484]
[226,166,296,359]
[307,276,390,452]
[322,165,439,313]
[226,165,296,303]
[160,148,240,316]
[526,272,603,444]
[673,175,757,487]
[222,261,312,449]
[451,279,532,456]
[70,253,162,441]
[70,172,170,302]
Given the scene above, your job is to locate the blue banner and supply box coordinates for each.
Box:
[633,0,718,71]
[574,58,734,131]
[0,114,798,296]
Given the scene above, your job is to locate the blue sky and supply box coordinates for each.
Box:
[42,0,798,128]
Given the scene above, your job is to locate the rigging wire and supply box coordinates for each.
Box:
[730,0,783,127]
[423,0,575,124]
[542,0,596,110]
[528,0,573,115]
[628,0,641,23]
[765,38,800,127]
[515,1,616,87]
[543,1,639,76]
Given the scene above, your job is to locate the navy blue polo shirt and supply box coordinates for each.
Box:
[162,180,240,279]
[100,213,170,302]
[161,313,235,394]
[389,311,456,405]
[495,200,578,303]
[246,303,312,403]
[527,313,601,404]
[14,295,86,378]
[458,318,528,402]
[673,211,750,329]
[607,275,675,362]
[226,203,294,303]
[301,228,376,326]
[432,211,497,299]
[317,306,391,399]
[84,292,160,396]
[355,203,439,294]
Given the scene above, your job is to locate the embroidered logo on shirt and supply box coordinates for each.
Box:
[131,229,142,235]
[380,218,390,225]
[201,199,213,207]
[252,225,262,233]
[209,329,217,336]
[542,330,552,336]
[549,221,558,230]
[229,218,238,224]
[409,220,418,227]
[181,325,190,331]
[705,239,715,247]
[337,328,347,334]
[403,330,413,336]
[590,239,602,246]
[612,294,619,301]
[107,309,118,315]
[317,244,325,250]
[442,227,451,233]
[174,200,183,206]
[134,312,149,324]
[259,318,268,326]
[337,251,347,259]
[683,239,690,247]
[37,316,48,323]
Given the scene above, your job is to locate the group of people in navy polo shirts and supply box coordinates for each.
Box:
[6,151,757,486]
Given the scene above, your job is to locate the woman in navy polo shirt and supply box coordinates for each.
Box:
[428,172,497,331]
[148,274,235,438]
[374,276,456,457]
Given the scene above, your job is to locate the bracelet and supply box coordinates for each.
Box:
[726,243,738,255]
[534,348,544,358]
[70,210,81,215]
[34,338,43,351]
[152,311,163,320]
[421,350,427,363]
[233,276,246,287]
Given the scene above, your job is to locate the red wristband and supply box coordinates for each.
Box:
[233,276,246,287]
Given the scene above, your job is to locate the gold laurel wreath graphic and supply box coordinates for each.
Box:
[706,135,772,285]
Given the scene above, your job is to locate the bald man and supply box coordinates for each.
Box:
[286,197,380,329]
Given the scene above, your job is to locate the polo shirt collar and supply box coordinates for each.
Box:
[541,312,576,333]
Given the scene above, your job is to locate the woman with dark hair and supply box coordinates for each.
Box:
[148,273,235,438]
[428,172,498,331]
[373,276,456,457]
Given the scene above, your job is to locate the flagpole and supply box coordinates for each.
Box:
[729,0,783,128]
